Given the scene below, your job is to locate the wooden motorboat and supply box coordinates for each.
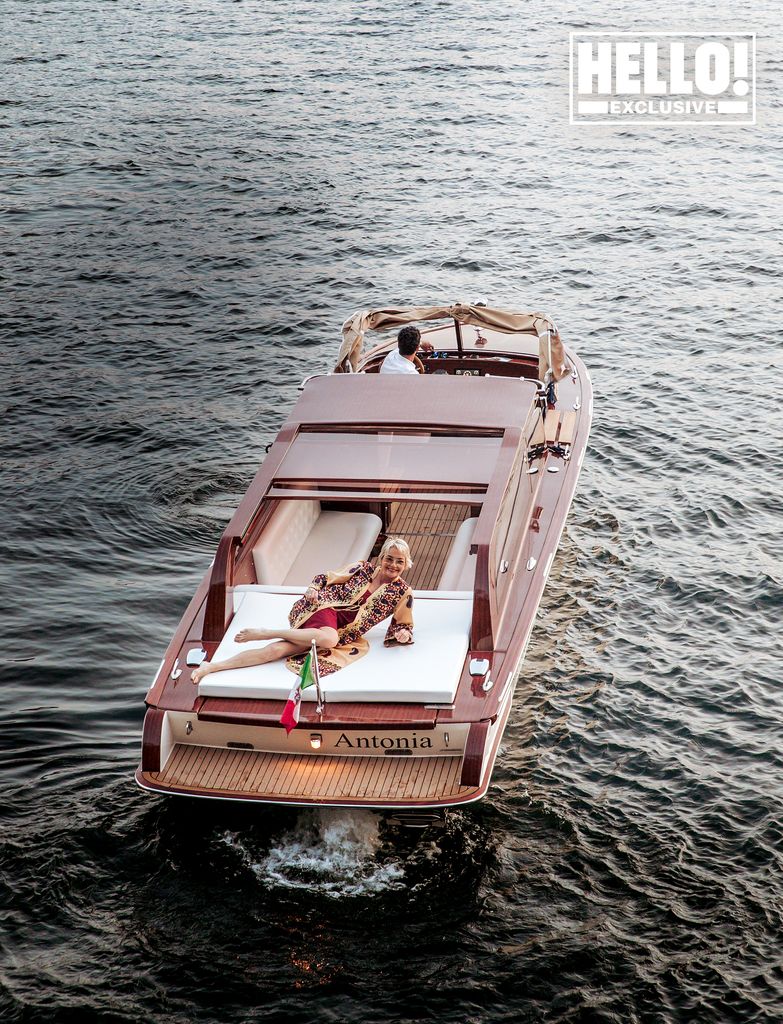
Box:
[136,304,591,820]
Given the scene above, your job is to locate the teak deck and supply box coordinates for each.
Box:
[387,501,469,590]
[146,743,474,803]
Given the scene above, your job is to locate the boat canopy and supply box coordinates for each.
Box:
[335,303,568,382]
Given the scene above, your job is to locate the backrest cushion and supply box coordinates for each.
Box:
[438,516,478,591]
[253,500,320,584]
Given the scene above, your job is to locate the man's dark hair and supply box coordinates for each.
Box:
[397,326,421,357]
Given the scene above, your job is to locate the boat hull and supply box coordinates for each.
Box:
[137,324,592,812]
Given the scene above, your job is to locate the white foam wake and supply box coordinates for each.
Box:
[223,809,405,897]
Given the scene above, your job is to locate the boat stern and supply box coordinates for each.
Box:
[136,708,497,809]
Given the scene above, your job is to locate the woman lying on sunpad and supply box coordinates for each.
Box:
[191,537,415,682]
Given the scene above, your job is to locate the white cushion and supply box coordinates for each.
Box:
[253,502,382,586]
[253,500,319,584]
[438,517,478,591]
[198,588,473,704]
[283,511,381,586]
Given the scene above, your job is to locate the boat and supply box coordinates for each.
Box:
[136,303,591,822]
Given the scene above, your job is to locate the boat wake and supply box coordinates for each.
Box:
[222,809,406,898]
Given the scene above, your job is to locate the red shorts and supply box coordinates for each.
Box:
[301,592,369,632]
[301,608,339,631]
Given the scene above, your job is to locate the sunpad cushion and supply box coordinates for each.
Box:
[197,587,473,704]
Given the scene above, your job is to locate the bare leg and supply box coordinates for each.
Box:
[235,626,338,646]
[192,626,338,684]
[192,640,300,684]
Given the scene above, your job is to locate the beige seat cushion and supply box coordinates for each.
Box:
[253,500,319,584]
[438,517,478,591]
[283,510,382,586]
[253,500,382,586]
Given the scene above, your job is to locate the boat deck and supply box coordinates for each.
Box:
[387,501,471,590]
[142,743,476,805]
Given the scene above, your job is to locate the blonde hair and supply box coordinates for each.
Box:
[379,536,413,570]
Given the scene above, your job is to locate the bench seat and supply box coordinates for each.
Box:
[253,500,382,586]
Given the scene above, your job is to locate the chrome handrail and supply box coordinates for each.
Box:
[298,372,332,390]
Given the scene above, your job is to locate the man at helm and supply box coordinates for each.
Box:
[380,326,432,374]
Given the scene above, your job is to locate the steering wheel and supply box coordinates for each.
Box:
[413,355,425,374]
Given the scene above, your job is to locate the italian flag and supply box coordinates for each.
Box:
[280,643,319,734]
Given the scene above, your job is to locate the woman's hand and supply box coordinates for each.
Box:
[395,627,412,644]
[305,586,319,601]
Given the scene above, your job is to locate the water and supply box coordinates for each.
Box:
[2,1,782,1021]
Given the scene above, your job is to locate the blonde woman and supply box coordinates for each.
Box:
[192,538,415,681]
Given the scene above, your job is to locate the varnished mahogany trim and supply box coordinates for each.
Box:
[145,576,211,708]
[471,545,493,651]
[202,534,238,644]
[415,355,540,379]
[141,707,165,772]
[198,697,437,729]
[301,424,506,438]
[469,426,523,650]
[460,720,490,786]
[267,487,484,504]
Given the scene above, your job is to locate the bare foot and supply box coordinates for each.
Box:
[235,628,277,643]
[191,662,214,684]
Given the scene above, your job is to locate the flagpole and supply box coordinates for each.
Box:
[312,639,325,715]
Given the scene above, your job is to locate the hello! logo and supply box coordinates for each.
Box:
[569,32,756,125]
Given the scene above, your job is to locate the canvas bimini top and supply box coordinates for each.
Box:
[335,303,569,382]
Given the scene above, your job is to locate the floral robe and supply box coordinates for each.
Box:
[286,561,414,677]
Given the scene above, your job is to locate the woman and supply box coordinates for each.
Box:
[191,537,415,682]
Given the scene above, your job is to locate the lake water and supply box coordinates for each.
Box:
[1,2,782,1022]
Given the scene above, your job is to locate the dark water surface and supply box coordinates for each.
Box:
[2,2,782,1022]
